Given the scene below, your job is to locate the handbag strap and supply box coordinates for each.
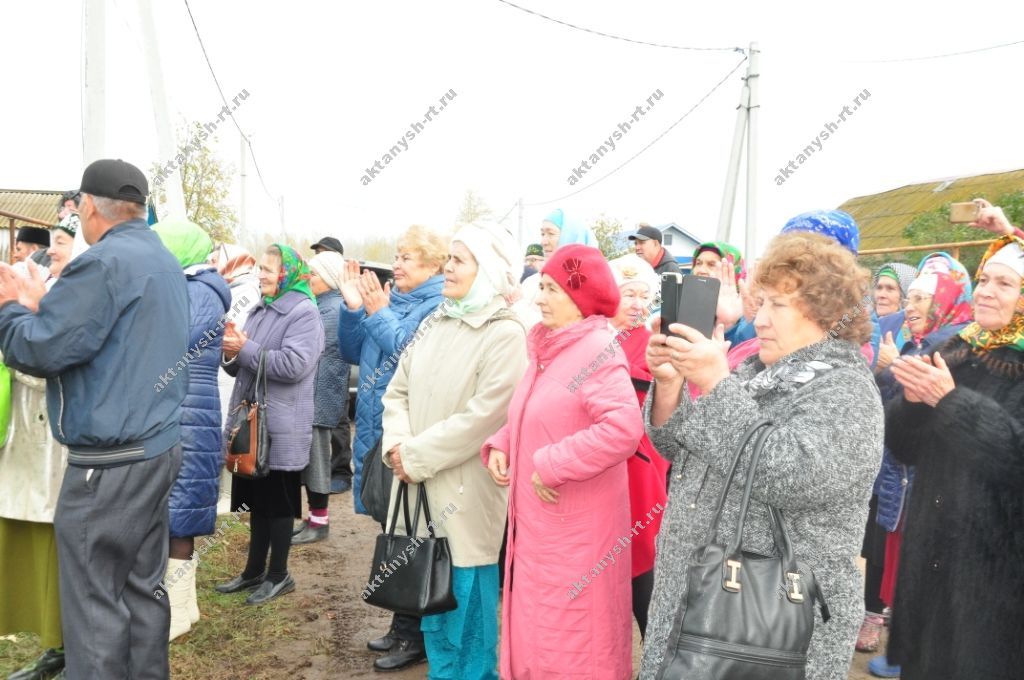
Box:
[254,350,268,403]
[385,481,414,538]
[704,418,773,545]
[406,483,439,539]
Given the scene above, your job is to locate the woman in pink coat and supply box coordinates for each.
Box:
[483,244,644,679]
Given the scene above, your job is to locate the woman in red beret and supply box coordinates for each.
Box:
[483,244,644,679]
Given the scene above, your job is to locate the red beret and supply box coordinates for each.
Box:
[541,244,620,318]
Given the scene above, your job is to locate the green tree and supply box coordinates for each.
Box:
[889,191,1024,275]
[150,122,238,243]
[456,190,493,224]
[591,214,628,259]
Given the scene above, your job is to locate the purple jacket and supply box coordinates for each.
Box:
[222,291,325,471]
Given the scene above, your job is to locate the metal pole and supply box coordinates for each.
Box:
[744,42,760,258]
[82,0,106,164]
[137,0,187,219]
[716,67,750,242]
[517,197,523,251]
[239,134,247,239]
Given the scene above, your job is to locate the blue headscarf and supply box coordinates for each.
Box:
[544,208,597,247]
[781,209,860,254]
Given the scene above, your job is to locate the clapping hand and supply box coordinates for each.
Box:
[0,260,48,312]
[358,270,391,316]
[891,352,955,407]
[875,331,900,373]
[339,259,364,311]
[222,321,247,359]
[715,260,743,328]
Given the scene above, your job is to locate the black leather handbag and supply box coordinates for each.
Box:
[657,419,830,680]
[360,438,394,525]
[363,481,457,617]
[225,350,270,479]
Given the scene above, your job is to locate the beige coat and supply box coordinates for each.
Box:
[0,365,68,524]
[382,296,527,567]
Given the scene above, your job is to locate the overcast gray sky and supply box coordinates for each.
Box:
[2,0,1022,257]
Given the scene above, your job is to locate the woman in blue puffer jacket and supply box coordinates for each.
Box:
[337,225,446,668]
[153,219,231,640]
[864,255,973,676]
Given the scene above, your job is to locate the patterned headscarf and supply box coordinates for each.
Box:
[959,235,1024,353]
[780,210,859,254]
[875,262,918,298]
[904,271,973,345]
[265,243,315,305]
[693,241,745,279]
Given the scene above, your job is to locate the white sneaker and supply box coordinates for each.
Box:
[165,558,193,641]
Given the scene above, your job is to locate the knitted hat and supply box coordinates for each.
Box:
[608,253,659,293]
[309,251,345,291]
[541,244,619,318]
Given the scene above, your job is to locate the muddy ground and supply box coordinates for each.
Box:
[226,490,877,679]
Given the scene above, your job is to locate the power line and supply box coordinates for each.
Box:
[524,55,748,207]
[493,0,744,53]
[181,0,275,203]
[843,38,1024,63]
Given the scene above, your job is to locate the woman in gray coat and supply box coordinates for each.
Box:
[216,244,325,605]
[640,232,884,680]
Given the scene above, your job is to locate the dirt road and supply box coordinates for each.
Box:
[266,492,877,679]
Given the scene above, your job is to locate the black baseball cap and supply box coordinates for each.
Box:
[311,236,344,255]
[628,225,662,243]
[79,159,148,205]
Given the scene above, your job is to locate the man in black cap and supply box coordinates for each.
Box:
[629,223,681,277]
[311,236,344,256]
[0,158,189,680]
[13,226,51,265]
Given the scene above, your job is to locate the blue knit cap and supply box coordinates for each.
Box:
[780,209,860,254]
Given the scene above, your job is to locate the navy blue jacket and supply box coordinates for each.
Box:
[314,290,349,428]
[874,322,966,531]
[0,219,188,467]
[338,275,443,514]
[169,266,231,537]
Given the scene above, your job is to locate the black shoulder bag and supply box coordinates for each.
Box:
[657,419,830,679]
[363,481,457,617]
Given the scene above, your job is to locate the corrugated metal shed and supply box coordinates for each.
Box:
[0,189,64,262]
[839,169,1024,252]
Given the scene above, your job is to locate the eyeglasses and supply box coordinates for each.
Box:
[905,294,933,306]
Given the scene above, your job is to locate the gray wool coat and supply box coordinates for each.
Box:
[639,340,884,680]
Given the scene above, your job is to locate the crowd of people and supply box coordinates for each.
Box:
[0,157,1020,680]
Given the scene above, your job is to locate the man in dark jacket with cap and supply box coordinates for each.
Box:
[0,158,189,680]
[629,223,681,277]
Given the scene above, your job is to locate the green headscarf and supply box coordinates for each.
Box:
[693,241,745,278]
[153,218,213,268]
[265,243,316,305]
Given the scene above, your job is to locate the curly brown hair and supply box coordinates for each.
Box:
[755,232,873,345]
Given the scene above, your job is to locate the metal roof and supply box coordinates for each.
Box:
[0,188,64,227]
[839,169,1024,252]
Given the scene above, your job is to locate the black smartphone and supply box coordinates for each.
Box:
[660,273,720,338]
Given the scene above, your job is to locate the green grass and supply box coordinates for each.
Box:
[1,516,299,680]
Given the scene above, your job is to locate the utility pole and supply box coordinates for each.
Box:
[716,42,760,258]
[137,0,187,219]
[517,197,524,250]
[82,0,106,165]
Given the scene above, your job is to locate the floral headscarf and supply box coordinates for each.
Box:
[265,243,315,305]
[959,235,1024,353]
[904,270,973,345]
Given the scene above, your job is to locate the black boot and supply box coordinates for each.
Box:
[291,522,329,545]
[373,638,426,672]
[367,625,398,652]
[8,648,65,680]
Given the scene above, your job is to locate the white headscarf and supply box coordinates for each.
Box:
[446,220,519,318]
